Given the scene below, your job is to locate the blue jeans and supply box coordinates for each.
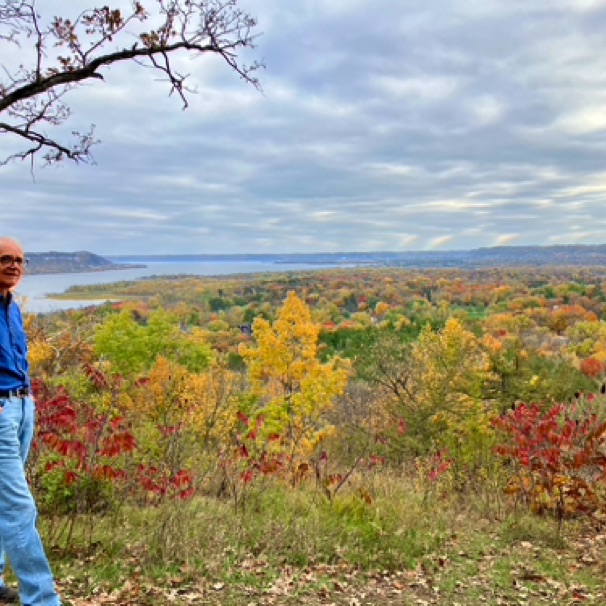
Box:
[0,396,61,605]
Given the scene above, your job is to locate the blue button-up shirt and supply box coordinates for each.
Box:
[0,293,30,391]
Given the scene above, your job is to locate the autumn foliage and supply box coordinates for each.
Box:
[23,266,606,535]
[31,379,136,515]
[239,291,349,475]
[493,400,606,529]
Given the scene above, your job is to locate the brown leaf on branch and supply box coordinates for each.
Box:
[0,1,262,168]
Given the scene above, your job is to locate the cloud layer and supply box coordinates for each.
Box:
[2,0,606,254]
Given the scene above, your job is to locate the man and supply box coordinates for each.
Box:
[0,237,62,605]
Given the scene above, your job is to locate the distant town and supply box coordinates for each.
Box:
[25,245,606,275]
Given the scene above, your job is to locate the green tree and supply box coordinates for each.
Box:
[94,308,212,376]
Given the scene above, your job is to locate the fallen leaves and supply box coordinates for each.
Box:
[53,529,606,605]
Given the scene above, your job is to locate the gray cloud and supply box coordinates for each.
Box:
[2,0,606,254]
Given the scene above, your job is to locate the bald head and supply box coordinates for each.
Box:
[0,237,23,251]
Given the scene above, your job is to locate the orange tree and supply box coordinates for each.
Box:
[130,356,244,501]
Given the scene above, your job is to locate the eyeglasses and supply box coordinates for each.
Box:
[0,255,29,268]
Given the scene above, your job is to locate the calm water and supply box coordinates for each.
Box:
[16,260,337,314]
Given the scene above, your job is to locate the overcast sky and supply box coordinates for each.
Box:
[2,0,606,256]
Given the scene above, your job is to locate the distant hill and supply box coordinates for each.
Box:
[27,251,143,275]
[109,245,606,269]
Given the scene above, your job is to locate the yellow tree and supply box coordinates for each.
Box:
[240,291,349,469]
[409,318,496,471]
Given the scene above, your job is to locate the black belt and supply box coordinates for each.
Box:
[0,387,30,398]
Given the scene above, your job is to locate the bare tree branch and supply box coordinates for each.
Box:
[0,121,96,164]
[0,0,262,166]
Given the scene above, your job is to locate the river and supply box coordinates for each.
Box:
[16,260,339,314]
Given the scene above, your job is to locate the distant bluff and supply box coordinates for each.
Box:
[26,251,139,275]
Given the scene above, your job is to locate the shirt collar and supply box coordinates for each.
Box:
[0,292,13,307]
